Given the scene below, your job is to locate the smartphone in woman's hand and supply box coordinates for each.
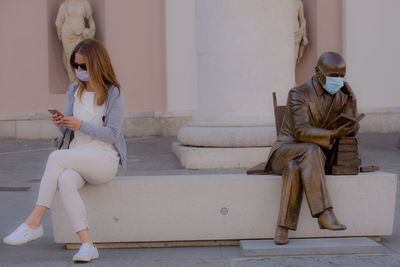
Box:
[48,108,64,117]
[48,108,64,127]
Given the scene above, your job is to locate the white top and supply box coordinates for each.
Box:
[69,89,120,161]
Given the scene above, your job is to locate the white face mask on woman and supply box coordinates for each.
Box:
[75,69,89,82]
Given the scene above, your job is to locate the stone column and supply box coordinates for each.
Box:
[173,0,295,169]
[163,0,198,136]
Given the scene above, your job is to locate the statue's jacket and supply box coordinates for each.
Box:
[264,76,357,173]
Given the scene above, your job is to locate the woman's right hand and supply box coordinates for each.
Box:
[51,113,64,127]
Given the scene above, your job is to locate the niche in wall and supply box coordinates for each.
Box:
[47,0,105,94]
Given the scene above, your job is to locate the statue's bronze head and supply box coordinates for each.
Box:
[315,52,346,86]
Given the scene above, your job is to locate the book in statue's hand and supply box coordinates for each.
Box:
[325,113,365,130]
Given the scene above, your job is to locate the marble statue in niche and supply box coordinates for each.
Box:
[56,0,96,83]
[295,0,308,63]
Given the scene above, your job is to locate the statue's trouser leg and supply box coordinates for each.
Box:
[277,160,303,230]
[270,143,332,230]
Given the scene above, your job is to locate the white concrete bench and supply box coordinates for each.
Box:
[51,172,397,244]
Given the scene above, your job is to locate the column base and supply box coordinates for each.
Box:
[177,125,277,147]
[172,142,271,169]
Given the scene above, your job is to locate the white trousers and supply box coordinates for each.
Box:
[36,148,119,232]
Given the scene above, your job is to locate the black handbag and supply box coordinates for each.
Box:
[53,129,74,150]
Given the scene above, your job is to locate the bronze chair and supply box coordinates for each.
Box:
[247,92,285,174]
[273,92,286,136]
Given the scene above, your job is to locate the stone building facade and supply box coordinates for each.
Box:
[0,0,399,140]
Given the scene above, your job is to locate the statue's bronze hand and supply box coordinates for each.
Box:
[332,121,357,138]
[341,82,354,96]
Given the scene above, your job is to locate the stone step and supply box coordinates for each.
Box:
[51,171,397,244]
[240,237,389,257]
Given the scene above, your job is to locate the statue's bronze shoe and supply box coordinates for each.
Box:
[274,226,289,245]
[318,208,347,230]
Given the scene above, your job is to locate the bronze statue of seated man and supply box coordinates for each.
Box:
[263,52,359,245]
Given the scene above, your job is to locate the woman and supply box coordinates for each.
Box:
[3,39,126,263]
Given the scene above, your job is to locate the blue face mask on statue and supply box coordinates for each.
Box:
[320,69,344,95]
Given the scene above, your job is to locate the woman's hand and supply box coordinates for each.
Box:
[62,117,82,130]
[51,113,64,127]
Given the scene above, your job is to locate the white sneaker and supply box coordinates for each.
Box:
[73,243,99,263]
[3,223,43,245]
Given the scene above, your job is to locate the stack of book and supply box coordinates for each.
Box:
[331,137,361,175]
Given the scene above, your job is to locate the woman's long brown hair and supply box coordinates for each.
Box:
[70,39,120,106]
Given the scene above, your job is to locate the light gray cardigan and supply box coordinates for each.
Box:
[59,82,127,169]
